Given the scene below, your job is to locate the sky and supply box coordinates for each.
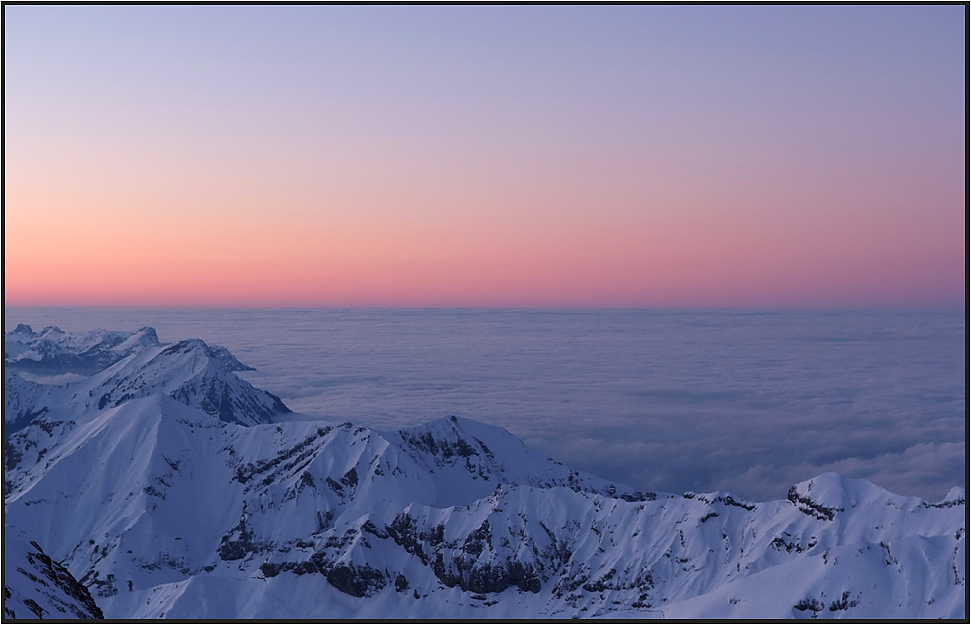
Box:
[3,5,966,307]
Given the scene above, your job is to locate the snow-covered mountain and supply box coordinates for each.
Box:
[3,327,965,619]
[4,326,287,431]
[5,324,165,375]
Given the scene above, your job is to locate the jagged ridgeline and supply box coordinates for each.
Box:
[3,327,966,619]
[4,325,288,432]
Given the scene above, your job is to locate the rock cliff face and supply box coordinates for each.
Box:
[3,528,103,620]
[3,327,965,619]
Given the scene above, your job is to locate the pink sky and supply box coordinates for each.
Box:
[4,6,965,307]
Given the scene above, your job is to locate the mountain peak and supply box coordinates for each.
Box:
[390,414,656,506]
[785,472,925,521]
[4,325,288,431]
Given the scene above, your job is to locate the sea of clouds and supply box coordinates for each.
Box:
[4,308,964,502]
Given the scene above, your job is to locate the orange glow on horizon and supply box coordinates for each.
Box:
[4,6,964,309]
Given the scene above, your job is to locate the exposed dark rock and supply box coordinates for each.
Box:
[461,520,492,558]
[434,557,542,595]
[582,568,616,592]
[5,440,24,472]
[787,486,841,521]
[16,540,104,618]
[362,520,389,540]
[24,598,44,619]
[829,591,858,611]
[770,536,803,553]
[6,407,50,436]
[926,497,966,509]
[218,517,258,561]
[713,495,756,511]
[620,491,657,502]
[234,429,329,485]
[341,467,358,488]
[261,560,318,578]
[794,597,825,613]
[387,513,428,564]
[319,563,386,597]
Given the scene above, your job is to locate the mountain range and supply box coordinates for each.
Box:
[3,326,965,619]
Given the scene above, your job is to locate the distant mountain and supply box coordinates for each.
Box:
[4,327,287,431]
[2,327,965,619]
[5,325,164,375]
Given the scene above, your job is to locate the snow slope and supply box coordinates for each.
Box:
[3,526,103,619]
[3,327,965,619]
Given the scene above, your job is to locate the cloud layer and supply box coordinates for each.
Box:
[5,308,964,501]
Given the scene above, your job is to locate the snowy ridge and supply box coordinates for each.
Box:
[387,416,658,506]
[3,327,965,619]
[4,327,288,430]
[5,325,161,375]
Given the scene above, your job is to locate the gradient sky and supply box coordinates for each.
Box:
[4,5,966,307]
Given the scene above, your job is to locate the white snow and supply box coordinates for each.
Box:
[3,326,965,619]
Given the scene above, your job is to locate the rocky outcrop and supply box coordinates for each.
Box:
[3,530,103,619]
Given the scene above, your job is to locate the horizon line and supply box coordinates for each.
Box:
[3,304,965,312]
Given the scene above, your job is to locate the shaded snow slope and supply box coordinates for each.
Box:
[2,327,965,619]
[3,527,103,619]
